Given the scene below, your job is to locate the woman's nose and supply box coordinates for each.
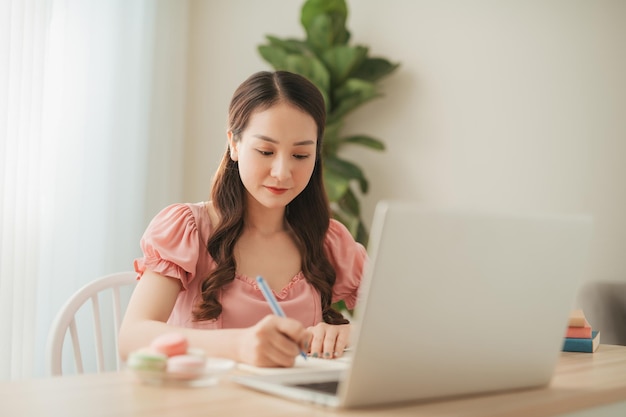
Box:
[270,155,291,181]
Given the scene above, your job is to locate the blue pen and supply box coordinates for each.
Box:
[256,275,308,360]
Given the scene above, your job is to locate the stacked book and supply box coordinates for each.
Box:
[562,309,600,353]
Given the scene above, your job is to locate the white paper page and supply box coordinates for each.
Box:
[237,354,351,375]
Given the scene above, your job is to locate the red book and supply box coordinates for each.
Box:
[565,321,592,339]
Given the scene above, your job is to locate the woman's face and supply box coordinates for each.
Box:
[229,102,318,211]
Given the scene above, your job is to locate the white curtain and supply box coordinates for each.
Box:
[0,0,188,380]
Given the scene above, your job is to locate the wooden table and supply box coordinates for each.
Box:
[2,345,626,417]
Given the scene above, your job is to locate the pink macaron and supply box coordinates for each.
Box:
[150,332,189,357]
[166,354,206,380]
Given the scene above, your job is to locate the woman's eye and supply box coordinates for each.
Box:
[293,154,310,160]
[256,150,273,156]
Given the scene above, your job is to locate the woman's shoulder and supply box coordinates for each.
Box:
[325,219,368,308]
[183,201,215,226]
[146,202,213,237]
[326,218,356,243]
[325,219,367,254]
[137,202,213,285]
[150,202,198,223]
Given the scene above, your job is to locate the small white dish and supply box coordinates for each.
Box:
[132,357,236,388]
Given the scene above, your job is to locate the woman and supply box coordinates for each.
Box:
[119,71,367,367]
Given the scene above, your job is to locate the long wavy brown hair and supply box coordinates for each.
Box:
[193,70,348,325]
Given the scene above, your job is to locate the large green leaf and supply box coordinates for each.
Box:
[283,55,331,96]
[324,154,369,193]
[328,78,380,123]
[355,219,369,246]
[306,15,333,53]
[321,121,344,156]
[340,134,385,151]
[301,0,349,47]
[258,45,289,69]
[330,196,368,244]
[301,0,347,29]
[322,45,368,87]
[306,14,350,54]
[338,187,360,217]
[265,35,311,55]
[352,57,400,82]
[324,121,343,142]
[323,166,350,202]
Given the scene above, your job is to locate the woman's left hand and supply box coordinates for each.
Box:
[306,322,351,359]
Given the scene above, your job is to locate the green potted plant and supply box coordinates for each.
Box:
[258,0,399,245]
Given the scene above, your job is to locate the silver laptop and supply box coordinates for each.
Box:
[231,200,594,408]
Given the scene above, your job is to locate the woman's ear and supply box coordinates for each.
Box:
[227,131,238,161]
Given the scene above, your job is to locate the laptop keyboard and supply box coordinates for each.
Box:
[293,380,340,395]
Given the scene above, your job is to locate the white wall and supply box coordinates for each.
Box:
[184,0,626,287]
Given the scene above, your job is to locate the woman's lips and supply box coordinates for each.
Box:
[265,186,288,195]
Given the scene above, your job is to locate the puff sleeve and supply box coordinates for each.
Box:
[324,219,368,309]
[133,204,202,290]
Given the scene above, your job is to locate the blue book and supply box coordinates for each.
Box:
[563,330,600,353]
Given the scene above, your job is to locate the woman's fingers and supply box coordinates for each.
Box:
[333,328,350,357]
[307,324,324,358]
[273,315,310,352]
[242,315,309,367]
[240,317,351,366]
[268,316,310,364]
[307,323,351,359]
[321,327,338,358]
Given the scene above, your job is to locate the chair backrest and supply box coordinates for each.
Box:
[45,271,137,376]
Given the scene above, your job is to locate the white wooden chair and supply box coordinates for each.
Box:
[45,271,137,376]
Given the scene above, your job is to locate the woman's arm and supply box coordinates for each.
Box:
[118,270,309,367]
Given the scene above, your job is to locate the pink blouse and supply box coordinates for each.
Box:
[134,202,367,329]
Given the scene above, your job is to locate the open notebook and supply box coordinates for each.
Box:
[231,201,594,408]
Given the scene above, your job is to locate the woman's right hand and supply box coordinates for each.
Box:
[237,315,310,367]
